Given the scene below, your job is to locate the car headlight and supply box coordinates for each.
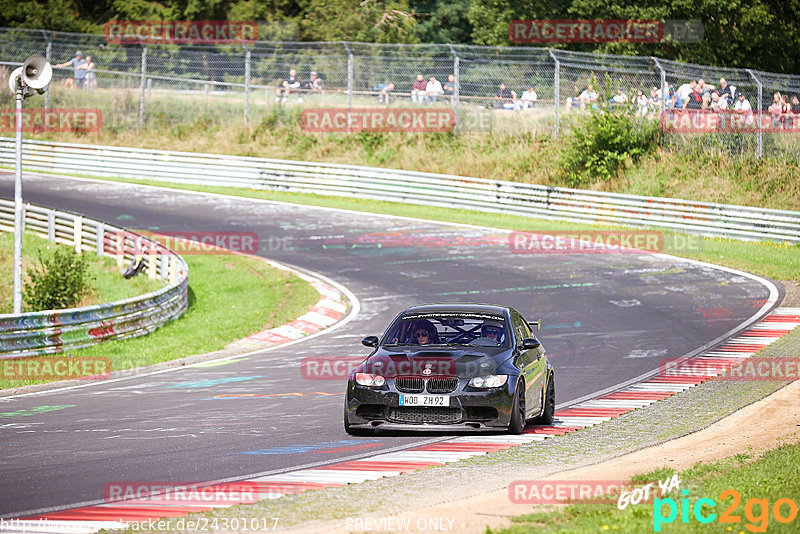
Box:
[355,373,386,387]
[468,375,509,388]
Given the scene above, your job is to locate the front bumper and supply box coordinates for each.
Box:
[345,377,516,431]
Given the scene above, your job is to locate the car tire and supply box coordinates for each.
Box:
[344,405,372,436]
[508,381,525,435]
[532,374,555,425]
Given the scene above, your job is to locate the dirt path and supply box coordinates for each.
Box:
[287,380,800,533]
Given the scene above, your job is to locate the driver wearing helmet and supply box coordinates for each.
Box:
[481,319,505,343]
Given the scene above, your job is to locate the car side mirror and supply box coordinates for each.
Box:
[522,338,541,350]
[362,336,379,348]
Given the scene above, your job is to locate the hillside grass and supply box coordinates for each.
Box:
[18,93,800,212]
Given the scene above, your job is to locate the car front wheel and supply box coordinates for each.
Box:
[532,374,555,425]
[508,381,525,434]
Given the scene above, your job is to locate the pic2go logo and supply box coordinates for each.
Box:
[654,489,799,532]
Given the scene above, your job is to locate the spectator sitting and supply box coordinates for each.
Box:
[734,92,754,126]
[375,82,395,104]
[781,93,793,128]
[275,68,301,103]
[79,55,96,92]
[648,87,662,109]
[411,74,427,104]
[768,92,784,127]
[677,80,696,103]
[55,50,87,89]
[684,85,703,109]
[709,92,723,111]
[664,86,683,109]
[516,85,538,110]
[493,83,516,109]
[609,87,628,106]
[443,74,456,102]
[715,78,733,109]
[300,71,324,99]
[635,89,649,116]
[424,76,444,104]
[791,95,800,115]
[579,84,599,109]
[697,78,715,107]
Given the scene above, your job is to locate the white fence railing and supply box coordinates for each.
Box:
[0,198,188,359]
[1,138,799,243]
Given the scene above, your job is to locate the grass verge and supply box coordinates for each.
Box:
[499,441,800,533]
[0,252,320,390]
[0,230,161,314]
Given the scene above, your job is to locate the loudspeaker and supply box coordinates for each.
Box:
[22,55,52,93]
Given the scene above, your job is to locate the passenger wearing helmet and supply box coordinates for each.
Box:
[481,320,505,344]
[410,319,440,345]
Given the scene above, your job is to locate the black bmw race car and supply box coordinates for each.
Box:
[344,304,555,434]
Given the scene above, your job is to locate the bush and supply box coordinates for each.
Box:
[560,110,660,187]
[24,248,95,311]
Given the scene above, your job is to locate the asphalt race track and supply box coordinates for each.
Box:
[0,172,778,517]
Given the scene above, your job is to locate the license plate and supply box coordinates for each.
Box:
[399,394,449,407]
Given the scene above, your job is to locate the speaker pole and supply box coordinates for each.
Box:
[10,55,52,314]
[13,77,24,313]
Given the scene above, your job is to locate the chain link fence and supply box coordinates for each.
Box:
[1,26,800,158]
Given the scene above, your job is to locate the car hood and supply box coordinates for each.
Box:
[358,347,511,378]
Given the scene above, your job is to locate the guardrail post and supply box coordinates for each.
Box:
[139,45,147,128]
[746,69,763,159]
[73,216,82,254]
[96,222,104,256]
[148,243,157,280]
[448,44,460,135]
[161,253,169,280]
[169,256,178,284]
[116,231,124,268]
[244,44,251,126]
[547,49,560,139]
[47,209,55,242]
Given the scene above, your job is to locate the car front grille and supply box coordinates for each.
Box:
[395,376,424,393]
[389,407,462,424]
[426,377,458,393]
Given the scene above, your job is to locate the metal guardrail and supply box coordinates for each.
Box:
[0,197,189,359]
[1,138,799,243]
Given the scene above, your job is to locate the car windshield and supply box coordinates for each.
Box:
[384,313,510,347]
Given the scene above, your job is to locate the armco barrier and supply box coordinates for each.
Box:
[0,198,188,359]
[1,138,799,243]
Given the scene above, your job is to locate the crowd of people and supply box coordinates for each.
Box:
[47,56,800,130]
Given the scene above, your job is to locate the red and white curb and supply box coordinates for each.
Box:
[226,259,349,350]
[5,308,798,533]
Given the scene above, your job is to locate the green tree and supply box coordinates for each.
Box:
[411,0,473,43]
[300,0,418,43]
